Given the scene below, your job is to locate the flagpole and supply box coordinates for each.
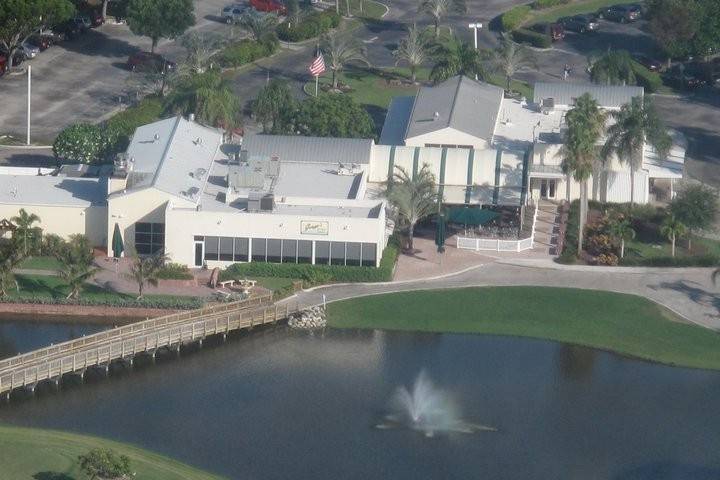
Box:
[315,74,319,97]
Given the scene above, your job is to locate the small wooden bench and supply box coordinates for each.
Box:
[217,280,235,289]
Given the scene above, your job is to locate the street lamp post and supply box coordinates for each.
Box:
[468,22,483,50]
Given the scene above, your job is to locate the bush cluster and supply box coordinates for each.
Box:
[531,0,569,8]
[276,11,341,42]
[512,28,552,48]
[1,295,205,310]
[500,5,531,31]
[214,38,279,68]
[619,254,720,267]
[104,96,164,155]
[630,61,663,93]
[220,236,399,285]
[156,263,194,280]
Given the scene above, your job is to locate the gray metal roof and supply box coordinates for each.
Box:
[124,116,223,203]
[379,96,414,145]
[404,76,504,142]
[273,162,362,199]
[0,175,107,207]
[241,134,374,165]
[533,82,644,108]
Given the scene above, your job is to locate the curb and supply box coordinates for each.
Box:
[0,144,53,150]
[495,258,716,275]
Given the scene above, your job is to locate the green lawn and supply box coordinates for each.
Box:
[526,0,624,24]
[327,287,720,370]
[345,0,387,19]
[19,256,62,271]
[0,424,224,480]
[624,235,720,260]
[252,276,296,291]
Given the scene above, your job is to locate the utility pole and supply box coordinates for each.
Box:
[468,22,483,50]
[26,65,31,145]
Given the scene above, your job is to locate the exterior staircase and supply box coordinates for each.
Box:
[532,200,563,255]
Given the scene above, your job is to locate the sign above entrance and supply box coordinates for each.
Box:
[301,221,329,235]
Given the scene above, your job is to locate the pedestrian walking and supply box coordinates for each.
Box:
[563,64,571,81]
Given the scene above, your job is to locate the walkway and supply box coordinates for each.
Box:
[286,261,720,330]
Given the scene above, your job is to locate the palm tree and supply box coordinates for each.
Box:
[164,70,242,131]
[238,11,278,41]
[661,214,686,257]
[487,38,533,92]
[393,24,428,84]
[559,93,607,255]
[418,0,466,38]
[608,215,635,258]
[386,164,438,251]
[0,241,24,298]
[11,209,40,256]
[602,96,672,205]
[128,251,169,300]
[321,34,369,90]
[430,38,485,83]
[589,50,636,86]
[56,234,98,300]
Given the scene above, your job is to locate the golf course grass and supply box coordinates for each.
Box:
[326,286,720,370]
[0,424,224,480]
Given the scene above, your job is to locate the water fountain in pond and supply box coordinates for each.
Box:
[376,370,496,437]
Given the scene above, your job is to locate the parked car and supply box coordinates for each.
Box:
[529,22,565,41]
[89,10,104,27]
[250,0,286,15]
[74,16,92,30]
[53,19,84,40]
[222,4,248,23]
[559,14,599,33]
[27,34,52,51]
[634,54,663,72]
[127,51,177,73]
[0,51,25,70]
[666,64,706,90]
[604,4,641,22]
[18,42,40,59]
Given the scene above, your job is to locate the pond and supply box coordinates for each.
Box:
[0,323,719,480]
[0,317,107,359]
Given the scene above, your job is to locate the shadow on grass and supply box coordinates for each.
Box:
[33,473,76,480]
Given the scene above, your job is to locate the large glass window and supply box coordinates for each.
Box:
[297,240,312,264]
[135,222,165,255]
[204,236,219,261]
[346,242,361,266]
[315,241,330,265]
[234,238,249,262]
[331,242,345,266]
[252,238,267,262]
[219,237,234,261]
[361,243,377,267]
[267,239,282,263]
[282,239,297,263]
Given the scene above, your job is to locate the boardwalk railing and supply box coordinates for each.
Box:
[0,294,298,395]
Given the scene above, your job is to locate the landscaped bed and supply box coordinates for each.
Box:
[326,286,720,370]
[0,425,224,480]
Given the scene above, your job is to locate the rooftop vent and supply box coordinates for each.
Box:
[193,137,203,146]
[154,133,160,141]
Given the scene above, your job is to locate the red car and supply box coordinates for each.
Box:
[250,0,286,14]
[127,51,176,73]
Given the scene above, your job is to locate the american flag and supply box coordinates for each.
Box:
[308,53,325,76]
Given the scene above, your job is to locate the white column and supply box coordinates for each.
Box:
[311,240,316,265]
[26,65,31,145]
[247,237,252,263]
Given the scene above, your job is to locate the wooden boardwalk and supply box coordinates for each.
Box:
[0,294,301,398]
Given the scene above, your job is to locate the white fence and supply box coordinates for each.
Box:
[456,203,538,253]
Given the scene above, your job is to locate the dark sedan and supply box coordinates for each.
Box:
[127,51,176,73]
[634,54,663,72]
[560,14,599,33]
[605,4,642,22]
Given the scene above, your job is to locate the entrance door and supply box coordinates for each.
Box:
[540,179,556,199]
[194,241,204,267]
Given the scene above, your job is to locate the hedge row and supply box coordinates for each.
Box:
[220,236,400,284]
[1,295,205,310]
[501,5,531,31]
[630,61,663,93]
[512,28,551,48]
[156,263,194,280]
[104,96,164,155]
[214,37,279,68]
[619,254,720,267]
[532,0,569,8]
[276,11,341,42]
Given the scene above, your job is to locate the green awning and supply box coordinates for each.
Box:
[447,207,499,226]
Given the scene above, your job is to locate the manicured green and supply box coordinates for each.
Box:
[213,38,278,68]
[327,286,720,370]
[512,27,552,49]
[0,425,224,480]
[276,10,341,42]
[253,276,296,291]
[345,0,387,19]
[527,0,623,24]
[500,4,531,31]
[18,256,62,271]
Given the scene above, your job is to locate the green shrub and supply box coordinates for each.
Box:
[52,123,108,165]
[214,38,278,68]
[512,28,552,48]
[501,5,531,31]
[532,0,569,8]
[156,263,194,280]
[221,236,400,285]
[619,254,720,267]
[631,61,663,93]
[104,96,164,155]
[1,295,205,310]
[276,10,341,42]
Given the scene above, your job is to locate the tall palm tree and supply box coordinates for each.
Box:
[321,34,369,90]
[588,49,636,86]
[430,38,485,83]
[164,70,242,131]
[11,209,40,256]
[393,24,428,84]
[607,215,635,258]
[238,11,278,41]
[559,93,607,255]
[487,38,533,92]
[418,0,466,38]
[386,164,438,251]
[602,96,672,205]
[56,234,98,300]
[0,241,23,298]
[128,251,169,300]
[661,214,686,257]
